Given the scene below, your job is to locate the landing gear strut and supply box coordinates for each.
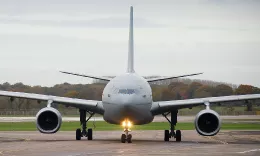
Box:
[121,120,132,143]
[76,109,95,140]
[163,110,181,142]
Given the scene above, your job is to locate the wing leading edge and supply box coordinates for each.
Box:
[151,94,260,115]
[0,90,104,114]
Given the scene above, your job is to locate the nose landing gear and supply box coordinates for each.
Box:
[121,120,132,143]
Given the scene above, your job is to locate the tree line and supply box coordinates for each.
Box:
[0,78,260,111]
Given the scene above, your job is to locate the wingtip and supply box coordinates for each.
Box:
[195,72,203,76]
[59,71,68,74]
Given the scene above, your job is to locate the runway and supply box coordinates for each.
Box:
[0,130,259,156]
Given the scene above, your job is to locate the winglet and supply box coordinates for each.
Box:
[127,6,135,73]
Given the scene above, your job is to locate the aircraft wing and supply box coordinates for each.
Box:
[151,94,260,115]
[0,90,104,114]
[146,73,203,82]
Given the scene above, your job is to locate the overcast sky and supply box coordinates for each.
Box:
[0,0,260,87]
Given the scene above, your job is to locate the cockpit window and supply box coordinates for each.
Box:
[118,89,136,94]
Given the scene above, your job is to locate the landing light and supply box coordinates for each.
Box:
[127,121,132,127]
[122,121,126,127]
[122,120,132,128]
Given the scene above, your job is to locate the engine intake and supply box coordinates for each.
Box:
[36,107,62,134]
[194,109,221,136]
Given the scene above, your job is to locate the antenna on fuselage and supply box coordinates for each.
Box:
[127,6,135,73]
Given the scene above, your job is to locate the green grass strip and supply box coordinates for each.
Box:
[0,121,259,131]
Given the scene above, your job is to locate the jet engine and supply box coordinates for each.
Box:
[194,109,221,136]
[36,107,62,134]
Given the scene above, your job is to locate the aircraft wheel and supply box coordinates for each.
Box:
[127,134,132,143]
[176,130,181,142]
[164,130,169,141]
[121,134,126,143]
[88,129,93,140]
[76,128,81,140]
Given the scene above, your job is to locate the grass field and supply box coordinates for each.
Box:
[1,121,259,131]
[0,106,259,117]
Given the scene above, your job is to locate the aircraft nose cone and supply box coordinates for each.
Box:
[121,96,134,106]
[119,96,136,119]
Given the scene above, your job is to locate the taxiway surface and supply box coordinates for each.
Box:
[0,130,259,156]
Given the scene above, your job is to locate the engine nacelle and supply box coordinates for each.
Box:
[194,109,221,136]
[36,107,62,134]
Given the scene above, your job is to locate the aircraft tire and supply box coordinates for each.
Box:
[127,134,132,143]
[176,130,181,142]
[76,128,81,140]
[164,130,169,141]
[121,134,126,143]
[88,129,93,140]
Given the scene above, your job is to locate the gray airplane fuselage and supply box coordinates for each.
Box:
[102,73,154,125]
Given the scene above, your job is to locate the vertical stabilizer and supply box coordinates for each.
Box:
[127,6,135,73]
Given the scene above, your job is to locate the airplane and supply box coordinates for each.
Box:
[1,6,260,143]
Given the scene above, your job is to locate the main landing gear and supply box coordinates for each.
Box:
[76,109,95,140]
[163,110,181,142]
[121,120,132,143]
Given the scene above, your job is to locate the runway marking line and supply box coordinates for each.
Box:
[237,149,260,154]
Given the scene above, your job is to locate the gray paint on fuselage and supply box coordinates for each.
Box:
[102,73,154,125]
[102,7,154,125]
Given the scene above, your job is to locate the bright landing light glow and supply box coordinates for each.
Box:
[122,121,126,127]
[127,121,132,127]
[122,120,132,128]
